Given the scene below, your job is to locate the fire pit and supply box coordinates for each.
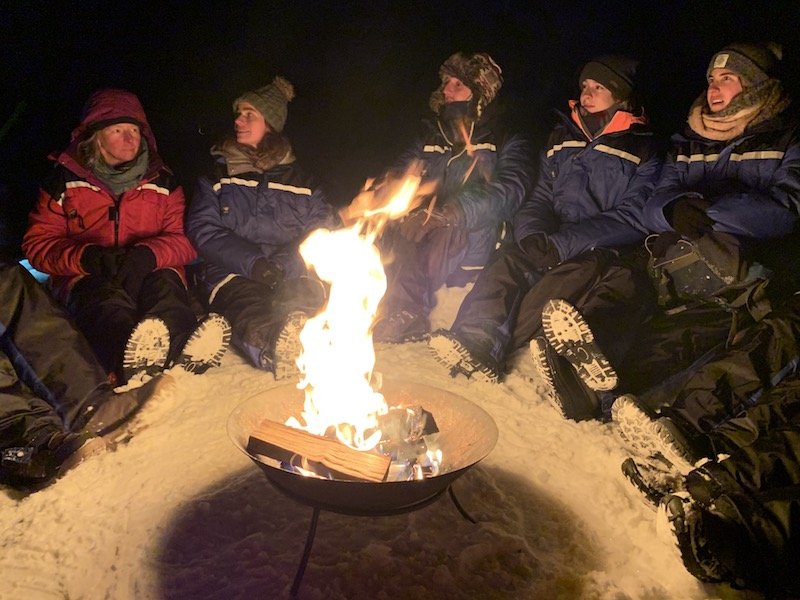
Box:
[228,378,498,595]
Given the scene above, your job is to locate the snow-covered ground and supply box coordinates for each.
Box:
[0,288,759,599]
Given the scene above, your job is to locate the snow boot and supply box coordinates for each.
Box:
[122,317,170,383]
[530,337,600,420]
[429,329,500,383]
[272,311,307,381]
[621,456,685,509]
[656,492,734,584]
[541,298,618,391]
[373,309,430,344]
[1,428,107,488]
[612,395,697,475]
[174,313,231,374]
[82,373,172,437]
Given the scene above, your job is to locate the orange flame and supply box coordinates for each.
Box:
[288,163,436,452]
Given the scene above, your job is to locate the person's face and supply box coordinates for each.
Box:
[234,101,270,147]
[96,122,141,166]
[706,68,743,113]
[442,76,473,103]
[580,79,615,113]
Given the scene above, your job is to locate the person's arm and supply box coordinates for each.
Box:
[513,148,559,242]
[705,139,800,238]
[134,184,197,268]
[454,134,535,230]
[23,187,87,276]
[185,175,265,277]
[548,152,663,260]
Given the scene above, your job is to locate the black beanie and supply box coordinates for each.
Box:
[579,55,638,101]
[707,42,781,87]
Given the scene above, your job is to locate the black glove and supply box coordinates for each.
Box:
[519,234,560,269]
[399,203,464,243]
[251,258,285,291]
[666,196,714,240]
[115,246,157,299]
[80,245,126,277]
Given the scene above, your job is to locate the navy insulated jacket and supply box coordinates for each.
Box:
[643,113,800,239]
[514,107,662,261]
[186,159,338,294]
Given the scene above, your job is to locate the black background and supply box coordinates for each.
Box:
[2,0,798,250]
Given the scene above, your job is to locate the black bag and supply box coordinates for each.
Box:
[647,232,773,321]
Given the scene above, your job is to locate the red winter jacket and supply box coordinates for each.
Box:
[23,89,196,301]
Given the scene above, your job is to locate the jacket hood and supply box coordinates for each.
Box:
[55,89,163,179]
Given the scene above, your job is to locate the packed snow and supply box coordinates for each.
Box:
[0,287,758,599]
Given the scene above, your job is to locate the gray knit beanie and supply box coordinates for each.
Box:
[707,43,782,87]
[233,76,295,132]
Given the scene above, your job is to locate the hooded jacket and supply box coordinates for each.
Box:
[514,102,662,261]
[23,89,196,301]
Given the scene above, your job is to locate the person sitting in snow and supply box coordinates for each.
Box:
[0,259,170,489]
[23,89,230,387]
[531,42,799,421]
[185,77,339,380]
[371,51,534,344]
[428,55,662,382]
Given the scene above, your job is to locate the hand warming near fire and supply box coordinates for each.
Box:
[3,40,800,599]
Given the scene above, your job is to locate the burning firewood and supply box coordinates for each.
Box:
[248,419,392,482]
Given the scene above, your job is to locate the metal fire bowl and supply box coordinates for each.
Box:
[227,379,498,516]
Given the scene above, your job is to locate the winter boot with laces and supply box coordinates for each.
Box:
[621,456,685,509]
[530,336,600,420]
[428,329,500,383]
[122,317,170,383]
[175,313,232,374]
[373,310,431,344]
[656,491,734,583]
[269,310,307,381]
[541,298,618,391]
[612,395,698,475]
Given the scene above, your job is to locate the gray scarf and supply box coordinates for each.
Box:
[93,139,150,196]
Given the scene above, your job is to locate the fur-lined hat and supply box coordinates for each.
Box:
[429,52,503,116]
[233,76,295,132]
[707,42,782,87]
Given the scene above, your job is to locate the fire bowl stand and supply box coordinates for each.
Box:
[276,483,477,598]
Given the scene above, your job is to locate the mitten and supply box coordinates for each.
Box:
[115,246,157,299]
[80,245,126,277]
[666,196,714,240]
[251,258,285,291]
[519,234,560,268]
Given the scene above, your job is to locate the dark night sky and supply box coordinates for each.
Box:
[2,0,798,249]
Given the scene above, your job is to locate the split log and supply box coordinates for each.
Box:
[248,419,391,482]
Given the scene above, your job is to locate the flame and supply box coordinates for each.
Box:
[288,162,434,452]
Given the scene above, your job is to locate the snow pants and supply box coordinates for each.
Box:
[0,261,109,447]
[69,269,197,379]
[378,223,468,319]
[208,275,325,369]
[681,382,800,596]
[451,246,653,370]
[526,248,751,396]
[638,293,800,453]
